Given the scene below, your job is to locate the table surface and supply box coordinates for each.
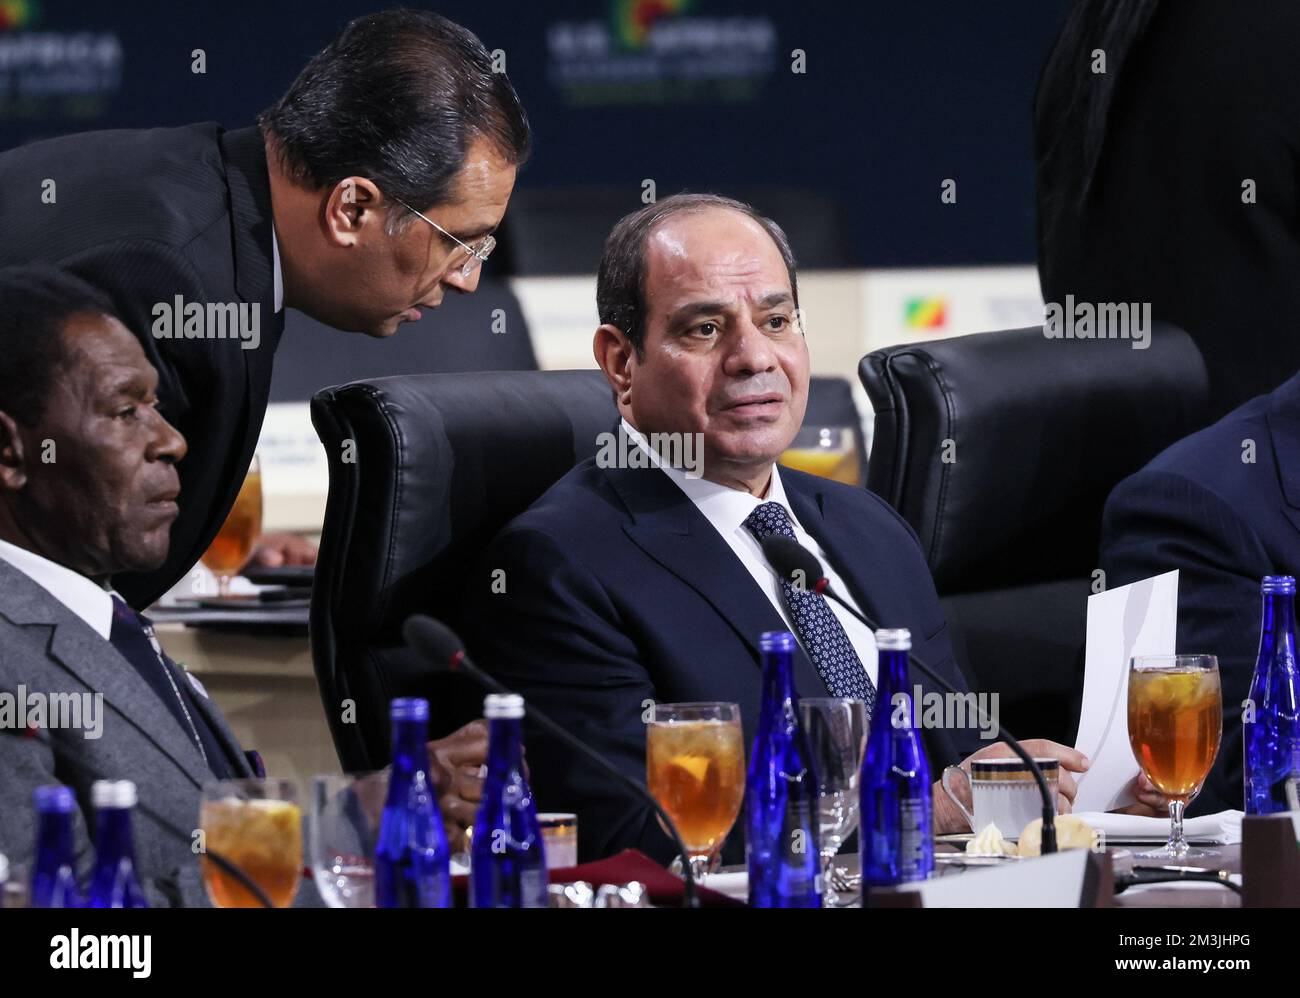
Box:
[802,843,1243,907]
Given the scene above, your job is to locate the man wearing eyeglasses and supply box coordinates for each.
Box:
[0,9,531,609]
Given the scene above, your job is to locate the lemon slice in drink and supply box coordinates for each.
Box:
[668,754,712,786]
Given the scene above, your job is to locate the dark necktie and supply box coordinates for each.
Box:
[108,595,234,779]
[743,502,876,714]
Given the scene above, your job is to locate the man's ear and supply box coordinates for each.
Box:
[593,324,635,407]
[0,410,28,491]
[322,176,383,248]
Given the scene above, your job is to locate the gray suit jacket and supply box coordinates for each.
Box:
[0,557,256,907]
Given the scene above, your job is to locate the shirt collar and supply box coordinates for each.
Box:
[271,220,284,314]
[619,417,795,535]
[0,537,117,640]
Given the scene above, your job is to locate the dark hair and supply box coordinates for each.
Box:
[0,265,117,426]
[597,193,800,357]
[1035,0,1162,209]
[258,8,531,232]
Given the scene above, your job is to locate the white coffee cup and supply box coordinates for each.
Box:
[941,758,1060,839]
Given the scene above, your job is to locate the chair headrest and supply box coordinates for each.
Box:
[860,323,1208,591]
[309,370,617,766]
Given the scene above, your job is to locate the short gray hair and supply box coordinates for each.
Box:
[596,192,800,357]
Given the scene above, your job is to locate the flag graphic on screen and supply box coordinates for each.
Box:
[614,0,692,50]
[904,297,948,329]
[0,0,38,32]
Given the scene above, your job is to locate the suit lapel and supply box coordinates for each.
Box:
[0,560,213,789]
[604,459,830,697]
[784,471,888,630]
[170,661,253,778]
[1268,375,1300,540]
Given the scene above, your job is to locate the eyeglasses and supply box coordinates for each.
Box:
[391,197,496,278]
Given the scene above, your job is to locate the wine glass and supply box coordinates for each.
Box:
[646,702,745,881]
[200,778,301,908]
[1127,654,1223,858]
[201,454,263,598]
[799,697,868,906]
[309,773,386,908]
[779,426,861,485]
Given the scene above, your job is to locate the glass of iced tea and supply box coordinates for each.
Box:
[201,454,263,597]
[646,702,745,880]
[779,427,861,486]
[200,778,302,908]
[1127,655,1223,858]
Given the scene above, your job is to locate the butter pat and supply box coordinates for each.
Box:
[966,822,1016,856]
[1018,814,1100,857]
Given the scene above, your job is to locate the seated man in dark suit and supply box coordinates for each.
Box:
[464,194,1110,863]
[1100,372,1300,815]
[0,266,489,905]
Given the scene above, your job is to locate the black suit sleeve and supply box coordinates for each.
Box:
[462,526,670,862]
[1101,470,1272,814]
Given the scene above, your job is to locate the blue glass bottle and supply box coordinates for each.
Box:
[1244,575,1300,814]
[30,785,80,908]
[861,628,933,886]
[86,780,148,908]
[746,630,822,908]
[374,697,451,907]
[471,693,546,907]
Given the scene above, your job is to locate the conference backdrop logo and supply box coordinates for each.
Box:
[904,296,948,331]
[0,0,37,32]
[0,0,123,119]
[547,0,777,105]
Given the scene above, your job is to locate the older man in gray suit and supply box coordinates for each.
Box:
[0,266,488,905]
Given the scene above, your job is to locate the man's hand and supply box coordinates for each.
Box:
[932,739,1091,836]
[1109,771,1174,817]
[250,532,318,567]
[426,720,492,853]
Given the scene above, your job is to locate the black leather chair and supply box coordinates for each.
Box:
[859,324,1209,744]
[309,370,617,771]
[269,277,537,403]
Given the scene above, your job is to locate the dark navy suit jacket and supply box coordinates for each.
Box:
[463,454,983,863]
[1101,373,1300,814]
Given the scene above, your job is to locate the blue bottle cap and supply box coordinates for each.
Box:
[92,780,137,809]
[484,693,525,719]
[1262,576,1296,595]
[875,627,912,651]
[390,697,430,722]
[33,785,75,814]
[759,630,796,653]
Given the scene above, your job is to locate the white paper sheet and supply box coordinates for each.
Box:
[1072,570,1179,813]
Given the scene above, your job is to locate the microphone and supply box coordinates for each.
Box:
[402,614,701,908]
[759,535,1059,855]
[3,724,275,907]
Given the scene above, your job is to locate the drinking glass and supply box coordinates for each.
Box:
[779,426,860,485]
[1127,655,1223,858]
[201,454,263,597]
[200,778,302,908]
[309,773,386,908]
[799,697,868,905]
[646,702,745,881]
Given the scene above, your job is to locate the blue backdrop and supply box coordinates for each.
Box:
[0,0,1069,267]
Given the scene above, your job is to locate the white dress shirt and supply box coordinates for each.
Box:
[271,221,284,314]
[621,419,877,689]
[0,537,116,640]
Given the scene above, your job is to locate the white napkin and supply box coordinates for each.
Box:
[698,870,748,900]
[1073,809,1242,844]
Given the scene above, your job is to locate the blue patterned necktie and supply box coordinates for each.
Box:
[743,502,876,714]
